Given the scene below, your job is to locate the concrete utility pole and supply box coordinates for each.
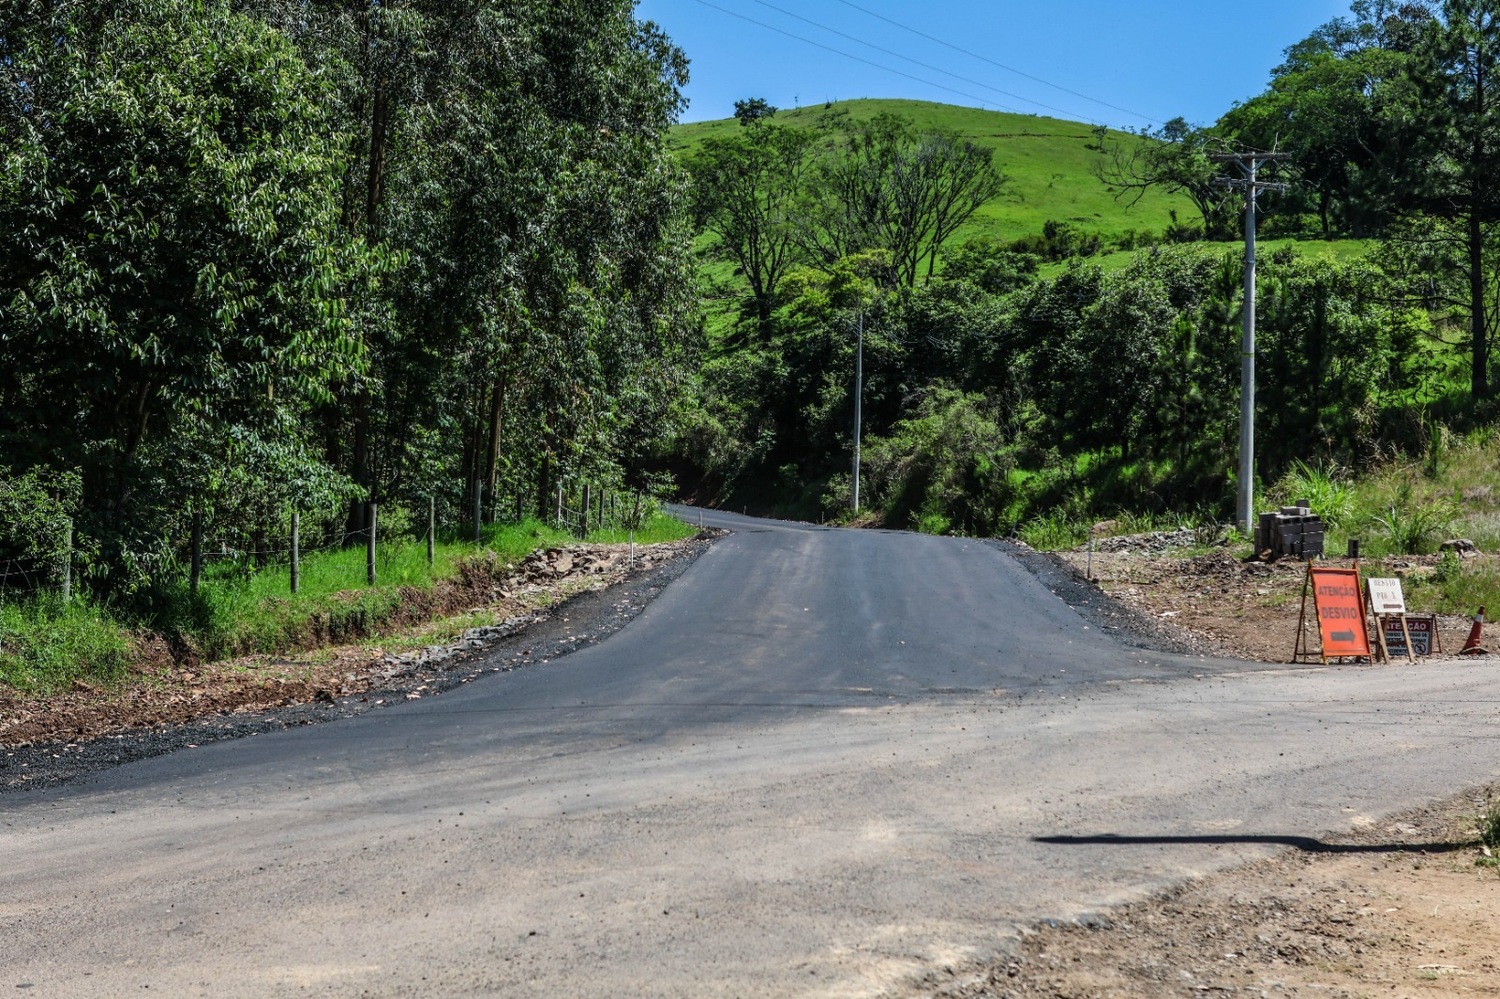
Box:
[852,310,864,513]
[1210,151,1290,538]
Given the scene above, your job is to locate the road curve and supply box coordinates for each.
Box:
[3,510,1499,997]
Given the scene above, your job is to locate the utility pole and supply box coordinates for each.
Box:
[1210,151,1290,539]
[852,310,864,512]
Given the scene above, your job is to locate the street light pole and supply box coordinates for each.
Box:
[852,310,864,513]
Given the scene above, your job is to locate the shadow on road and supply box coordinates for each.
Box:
[1033,833,1470,855]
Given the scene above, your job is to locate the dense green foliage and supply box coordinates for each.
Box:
[0,0,695,621]
[670,240,1463,532]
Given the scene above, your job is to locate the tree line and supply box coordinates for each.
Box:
[686,102,1006,331]
[1104,0,1500,400]
[670,0,1500,530]
[0,0,695,609]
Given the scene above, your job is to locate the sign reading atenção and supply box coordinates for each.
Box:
[1385,614,1435,657]
[1310,567,1371,658]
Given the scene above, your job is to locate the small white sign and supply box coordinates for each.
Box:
[1367,577,1407,615]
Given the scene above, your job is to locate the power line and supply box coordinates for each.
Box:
[743,0,1099,123]
[828,0,1164,126]
[688,0,1020,115]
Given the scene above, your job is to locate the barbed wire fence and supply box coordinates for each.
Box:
[0,480,666,612]
[552,479,657,540]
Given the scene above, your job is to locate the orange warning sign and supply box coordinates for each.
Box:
[1310,567,1370,658]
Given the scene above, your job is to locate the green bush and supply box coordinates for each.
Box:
[0,466,79,578]
[1435,549,1462,583]
[1274,460,1356,529]
[857,385,1011,534]
[1370,484,1454,554]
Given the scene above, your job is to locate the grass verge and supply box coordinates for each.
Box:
[0,595,131,692]
[1,512,696,694]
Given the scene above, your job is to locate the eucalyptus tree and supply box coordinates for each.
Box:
[1095,118,1235,240]
[235,0,696,524]
[799,113,1007,287]
[0,0,366,590]
[687,122,816,335]
[1388,0,1500,398]
[417,2,695,519]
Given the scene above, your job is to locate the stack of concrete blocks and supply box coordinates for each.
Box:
[1257,500,1326,559]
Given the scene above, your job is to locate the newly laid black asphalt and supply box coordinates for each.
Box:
[18,509,1250,801]
[5,510,1499,997]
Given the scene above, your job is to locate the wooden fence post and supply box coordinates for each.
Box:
[582,482,592,538]
[555,483,563,527]
[290,512,300,595]
[60,518,72,604]
[428,495,436,567]
[190,510,203,595]
[366,502,377,586]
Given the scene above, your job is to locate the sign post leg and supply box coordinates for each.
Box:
[1292,563,1312,663]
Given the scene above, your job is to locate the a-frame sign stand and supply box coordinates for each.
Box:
[1292,561,1374,665]
[1366,576,1415,664]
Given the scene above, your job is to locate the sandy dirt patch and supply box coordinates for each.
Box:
[927,789,1500,999]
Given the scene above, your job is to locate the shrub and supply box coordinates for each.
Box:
[1479,802,1500,854]
[1371,484,1453,554]
[1019,512,1088,550]
[0,467,80,586]
[1275,460,1356,529]
[1435,549,1462,583]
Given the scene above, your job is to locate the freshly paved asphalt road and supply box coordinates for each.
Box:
[4,510,1500,996]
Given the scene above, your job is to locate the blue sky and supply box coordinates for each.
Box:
[635,0,1356,130]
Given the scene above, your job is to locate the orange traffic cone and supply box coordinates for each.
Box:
[1460,606,1489,655]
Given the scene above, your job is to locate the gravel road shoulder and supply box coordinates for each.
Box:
[1,534,716,793]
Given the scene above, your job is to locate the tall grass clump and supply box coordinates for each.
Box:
[0,596,131,692]
[1369,483,1454,555]
[586,511,698,545]
[1273,460,1357,529]
[1019,512,1088,550]
[178,514,694,659]
[1477,798,1500,865]
[0,511,697,689]
[184,517,579,657]
[1407,557,1500,616]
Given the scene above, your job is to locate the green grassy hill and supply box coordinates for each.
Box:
[676,99,1377,341]
[670,98,1196,245]
[1035,237,1375,279]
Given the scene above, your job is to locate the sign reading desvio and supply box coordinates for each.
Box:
[1311,568,1370,658]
